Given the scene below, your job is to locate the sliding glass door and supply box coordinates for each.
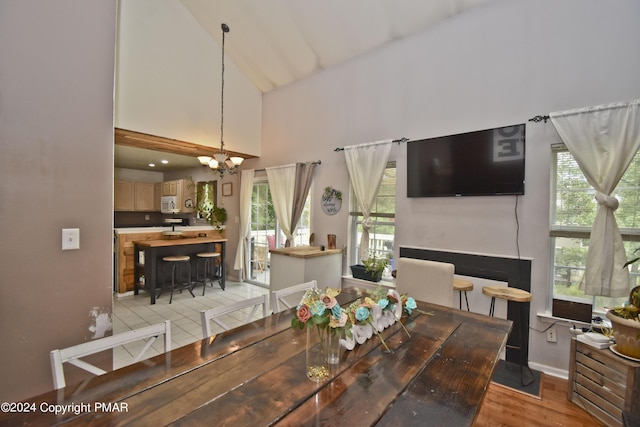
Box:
[246,178,311,287]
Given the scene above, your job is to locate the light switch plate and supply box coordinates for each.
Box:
[62,228,80,250]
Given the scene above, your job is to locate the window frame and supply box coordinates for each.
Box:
[347,162,396,281]
[549,144,640,318]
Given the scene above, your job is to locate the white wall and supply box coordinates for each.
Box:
[253,0,640,374]
[116,0,262,157]
[0,1,116,400]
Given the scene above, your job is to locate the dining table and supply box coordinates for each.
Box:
[1,287,511,426]
[133,237,227,304]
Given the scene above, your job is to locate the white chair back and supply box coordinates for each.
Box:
[396,258,455,307]
[200,294,269,338]
[50,320,171,389]
[271,280,317,313]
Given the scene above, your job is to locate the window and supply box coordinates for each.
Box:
[550,145,640,315]
[349,162,396,279]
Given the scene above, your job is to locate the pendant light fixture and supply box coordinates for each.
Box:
[198,23,243,177]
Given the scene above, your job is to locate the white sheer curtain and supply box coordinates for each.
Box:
[233,169,255,280]
[266,164,296,246]
[550,99,640,297]
[344,139,392,261]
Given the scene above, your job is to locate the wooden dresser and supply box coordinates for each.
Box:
[568,338,640,427]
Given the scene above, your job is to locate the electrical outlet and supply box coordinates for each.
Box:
[546,328,557,343]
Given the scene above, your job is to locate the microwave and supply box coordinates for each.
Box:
[160,196,179,213]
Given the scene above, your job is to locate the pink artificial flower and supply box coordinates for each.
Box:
[297,305,312,323]
[329,312,348,328]
[322,294,338,309]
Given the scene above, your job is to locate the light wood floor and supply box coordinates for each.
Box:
[474,374,605,426]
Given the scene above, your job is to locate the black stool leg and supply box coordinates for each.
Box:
[517,302,535,386]
[464,291,470,311]
[169,263,176,304]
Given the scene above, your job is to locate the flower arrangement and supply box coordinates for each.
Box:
[292,284,419,355]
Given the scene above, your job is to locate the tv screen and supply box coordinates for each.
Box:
[407,124,525,197]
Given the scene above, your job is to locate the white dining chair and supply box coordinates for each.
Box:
[395,258,455,307]
[271,280,317,313]
[50,320,171,390]
[200,294,269,338]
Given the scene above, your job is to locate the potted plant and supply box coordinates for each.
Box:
[350,254,389,282]
[605,255,640,358]
[198,200,227,231]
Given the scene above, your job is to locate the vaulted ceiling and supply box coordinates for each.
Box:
[181,0,497,93]
[116,0,498,170]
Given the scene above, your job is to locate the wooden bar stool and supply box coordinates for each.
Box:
[195,252,222,295]
[482,285,533,386]
[162,255,193,304]
[453,278,473,311]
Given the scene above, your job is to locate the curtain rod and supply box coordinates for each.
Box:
[254,160,321,173]
[333,137,409,152]
[528,115,550,123]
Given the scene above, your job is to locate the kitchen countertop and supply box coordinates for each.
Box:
[115,225,224,234]
[133,236,227,248]
[270,246,343,258]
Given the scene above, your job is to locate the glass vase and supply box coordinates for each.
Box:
[306,326,330,382]
[327,330,342,365]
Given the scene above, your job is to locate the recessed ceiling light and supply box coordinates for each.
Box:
[161,159,169,164]
[148,163,155,167]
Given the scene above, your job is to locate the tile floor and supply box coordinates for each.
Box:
[112,280,269,369]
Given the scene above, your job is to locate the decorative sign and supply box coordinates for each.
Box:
[321,187,342,215]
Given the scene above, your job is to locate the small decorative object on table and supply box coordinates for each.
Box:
[340,286,416,352]
[291,286,349,382]
[291,284,421,381]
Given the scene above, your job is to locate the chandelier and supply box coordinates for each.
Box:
[197,23,243,177]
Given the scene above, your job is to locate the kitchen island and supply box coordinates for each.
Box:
[270,246,343,308]
[133,236,227,304]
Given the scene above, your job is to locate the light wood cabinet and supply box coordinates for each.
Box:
[161,179,195,213]
[115,180,161,212]
[134,182,156,211]
[154,183,162,212]
[163,180,177,196]
[114,181,134,211]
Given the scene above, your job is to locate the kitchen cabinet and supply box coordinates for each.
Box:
[115,180,162,212]
[134,182,156,211]
[162,179,195,213]
[154,183,162,211]
[114,181,134,211]
[162,180,177,196]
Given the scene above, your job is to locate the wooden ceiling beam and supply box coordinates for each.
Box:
[114,128,255,159]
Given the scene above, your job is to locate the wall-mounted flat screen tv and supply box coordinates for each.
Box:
[407,124,525,197]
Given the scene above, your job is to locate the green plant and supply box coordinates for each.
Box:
[613,251,640,321]
[362,254,389,275]
[323,186,342,201]
[198,201,227,230]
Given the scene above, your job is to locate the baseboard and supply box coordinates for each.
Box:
[529,361,568,380]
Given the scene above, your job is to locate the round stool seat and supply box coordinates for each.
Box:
[196,252,220,258]
[453,278,473,292]
[163,255,190,262]
[482,286,531,302]
[453,277,473,311]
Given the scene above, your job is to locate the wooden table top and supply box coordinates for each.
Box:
[133,236,227,248]
[2,288,511,426]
